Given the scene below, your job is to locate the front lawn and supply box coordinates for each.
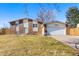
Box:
[0,35,76,56]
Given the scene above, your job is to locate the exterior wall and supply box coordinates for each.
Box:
[38,22,43,35]
[19,22,24,34]
[28,20,33,34]
[10,19,29,34]
[10,22,16,34]
[23,19,29,34]
[28,20,43,35]
[10,19,43,35]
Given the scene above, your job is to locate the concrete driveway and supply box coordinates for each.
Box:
[50,35,79,49]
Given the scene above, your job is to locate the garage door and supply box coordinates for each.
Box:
[47,27,66,35]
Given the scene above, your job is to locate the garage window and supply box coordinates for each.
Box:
[54,24,58,26]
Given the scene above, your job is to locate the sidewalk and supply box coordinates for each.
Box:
[50,35,79,49]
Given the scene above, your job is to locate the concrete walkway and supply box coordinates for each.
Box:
[50,35,79,49]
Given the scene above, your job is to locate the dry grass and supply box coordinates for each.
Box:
[0,35,76,56]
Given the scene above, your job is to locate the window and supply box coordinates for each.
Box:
[33,24,37,27]
[16,24,19,27]
[54,24,58,26]
[16,21,19,27]
[24,23,28,27]
[33,24,38,31]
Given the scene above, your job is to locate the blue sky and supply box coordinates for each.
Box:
[0,3,79,28]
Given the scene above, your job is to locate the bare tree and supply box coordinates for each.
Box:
[24,4,60,35]
[45,10,56,23]
[37,3,60,23]
[37,5,54,35]
[38,10,55,23]
[37,7,46,23]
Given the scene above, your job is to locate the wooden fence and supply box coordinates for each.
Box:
[66,27,79,36]
[0,28,11,35]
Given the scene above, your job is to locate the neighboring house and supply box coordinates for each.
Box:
[9,18,44,35]
[46,21,66,35]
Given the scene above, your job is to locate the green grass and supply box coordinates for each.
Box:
[0,35,76,56]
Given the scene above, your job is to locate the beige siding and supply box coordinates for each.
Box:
[66,27,79,36]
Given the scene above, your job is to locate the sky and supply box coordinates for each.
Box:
[0,3,79,28]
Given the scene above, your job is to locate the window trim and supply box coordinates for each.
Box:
[32,23,38,31]
[33,24,38,28]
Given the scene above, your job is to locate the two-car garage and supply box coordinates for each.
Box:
[46,21,66,35]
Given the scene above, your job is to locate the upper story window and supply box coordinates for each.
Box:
[33,21,38,31]
[16,21,19,27]
[33,24,38,27]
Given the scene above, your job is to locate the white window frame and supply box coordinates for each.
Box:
[33,21,38,31]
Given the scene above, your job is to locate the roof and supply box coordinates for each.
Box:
[47,20,65,24]
[9,18,43,23]
[9,18,32,23]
